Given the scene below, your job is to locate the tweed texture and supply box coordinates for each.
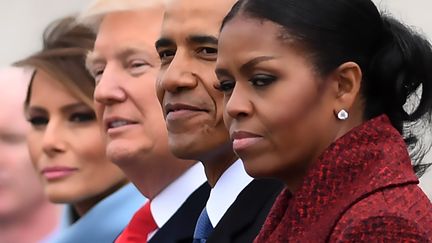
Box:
[255,115,432,242]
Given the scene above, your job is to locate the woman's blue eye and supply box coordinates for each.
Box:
[69,112,96,123]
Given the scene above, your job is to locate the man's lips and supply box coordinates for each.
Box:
[164,103,208,121]
[231,131,263,151]
[165,103,208,114]
[103,116,138,131]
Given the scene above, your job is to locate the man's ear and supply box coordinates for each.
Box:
[330,61,362,114]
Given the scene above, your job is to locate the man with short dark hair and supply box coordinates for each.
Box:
[156,1,283,242]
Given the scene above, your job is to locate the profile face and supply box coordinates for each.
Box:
[88,8,169,165]
[0,68,46,218]
[156,0,237,160]
[26,69,126,210]
[216,16,338,179]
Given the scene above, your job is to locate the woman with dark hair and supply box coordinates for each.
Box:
[215,0,432,241]
[16,17,145,242]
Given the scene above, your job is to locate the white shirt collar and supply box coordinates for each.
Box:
[206,159,253,227]
[151,162,207,228]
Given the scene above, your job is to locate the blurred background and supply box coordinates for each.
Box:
[0,0,431,198]
[1,0,432,67]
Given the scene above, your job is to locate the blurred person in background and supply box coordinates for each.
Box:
[80,0,210,241]
[16,16,145,243]
[0,66,61,243]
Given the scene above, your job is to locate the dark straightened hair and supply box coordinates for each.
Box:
[222,0,432,176]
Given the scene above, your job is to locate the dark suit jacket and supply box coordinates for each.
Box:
[255,115,432,242]
[207,178,283,243]
[149,182,210,243]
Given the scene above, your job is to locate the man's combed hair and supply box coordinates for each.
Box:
[78,0,168,33]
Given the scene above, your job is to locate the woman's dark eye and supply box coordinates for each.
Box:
[69,112,96,123]
[28,116,48,127]
[215,80,235,93]
[249,74,276,87]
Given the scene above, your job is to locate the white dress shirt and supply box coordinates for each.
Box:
[148,162,207,239]
[206,159,253,227]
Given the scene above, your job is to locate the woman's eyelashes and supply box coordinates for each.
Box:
[69,111,96,123]
[215,80,235,93]
[249,74,276,87]
[215,74,277,93]
[27,111,96,128]
[28,115,48,127]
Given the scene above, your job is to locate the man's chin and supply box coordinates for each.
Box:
[106,143,139,166]
[170,142,202,161]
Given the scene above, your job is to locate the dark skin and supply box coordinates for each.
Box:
[216,16,365,192]
[156,0,238,187]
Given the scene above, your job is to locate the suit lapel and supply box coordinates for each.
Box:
[208,179,283,243]
[149,182,210,243]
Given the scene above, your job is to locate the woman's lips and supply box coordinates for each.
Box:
[41,166,78,180]
[231,131,263,151]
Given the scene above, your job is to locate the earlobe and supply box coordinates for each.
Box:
[332,62,362,118]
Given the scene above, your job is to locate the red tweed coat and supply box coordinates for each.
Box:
[255,115,432,242]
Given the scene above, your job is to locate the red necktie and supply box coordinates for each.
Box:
[115,201,158,243]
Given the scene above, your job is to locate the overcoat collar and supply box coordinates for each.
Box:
[256,115,418,242]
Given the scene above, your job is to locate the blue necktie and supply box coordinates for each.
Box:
[193,208,214,243]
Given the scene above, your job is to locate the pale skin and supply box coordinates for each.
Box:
[27,69,128,216]
[87,7,195,199]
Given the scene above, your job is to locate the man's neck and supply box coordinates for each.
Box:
[120,155,196,199]
[200,144,238,187]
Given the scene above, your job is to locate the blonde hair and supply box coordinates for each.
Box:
[78,0,168,32]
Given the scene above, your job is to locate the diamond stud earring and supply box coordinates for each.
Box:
[337,109,349,120]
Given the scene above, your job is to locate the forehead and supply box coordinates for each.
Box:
[29,70,79,106]
[162,0,237,38]
[218,17,279,57]
[94,8,164,54]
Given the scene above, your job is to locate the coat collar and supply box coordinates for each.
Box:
[257,115,419,242]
